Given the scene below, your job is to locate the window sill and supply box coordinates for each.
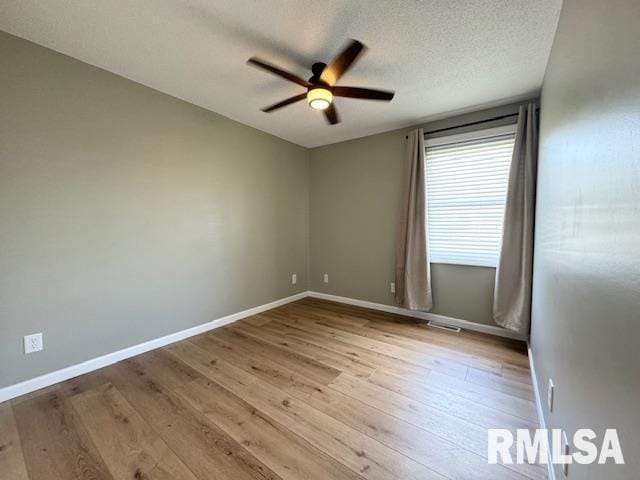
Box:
[429,260,497,269]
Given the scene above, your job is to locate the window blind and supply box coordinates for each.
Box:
[425,129,516,267]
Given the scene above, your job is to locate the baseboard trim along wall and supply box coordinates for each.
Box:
[306,291,526,341]
[0,291,307,403]
[1,289,526,403]
[527,343,556,480]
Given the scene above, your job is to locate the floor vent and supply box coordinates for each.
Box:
[426,321,461,333]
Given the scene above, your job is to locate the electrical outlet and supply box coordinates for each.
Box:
[291,273,297,285]
[562,430,570,477]
[548,378,555,412]
[390,282,395,293]
[24,333,43,354]
[323,273,329,283]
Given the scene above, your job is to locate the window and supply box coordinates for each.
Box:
[425,125,516,267]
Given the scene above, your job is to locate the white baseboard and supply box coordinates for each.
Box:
[307,291,526,341]
[0,291,307,403]
[0,289,526,403]
[527,343,556,480]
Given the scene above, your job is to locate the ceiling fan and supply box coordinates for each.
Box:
[247,39,395,125]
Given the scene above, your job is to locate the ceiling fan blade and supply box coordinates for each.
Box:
[324,104,340,125]
[320,39,366,85]
[333,86,395,101]
[261,93,307,113]
[247,57,310,87]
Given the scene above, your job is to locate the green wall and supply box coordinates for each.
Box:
[0,32,310,388]
[309,102,531,327]
[531,0,640,478]
[0,28,538,391]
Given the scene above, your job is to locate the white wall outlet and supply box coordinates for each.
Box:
[548,378,555,412]
[291,273,297,285]
[390,282,395,293]
[323,273,329,283]
[24,333,43,354]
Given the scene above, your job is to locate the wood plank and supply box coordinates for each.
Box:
[259,319,437,380]
[165,340,448,480]
[189,333,323,398]
[300,384,530,480]
[8,298,540,480]
[212,327,341,385]
[238,314,273,326]
[12,388,114,480]
[329,373,546,480]
[330,372,491,452]
[9,384,60,407]
[501,363,534,385]
[57,370,113,398]
[173,369,365,480]
[269,319,467,379]
[275,302,370,328]
[305,311,505,373]
[421,370,537,421]
[0,402,29,480]
[466,367,534,400]
[232,322,376,378]
[102,359,282,480]
[272,314,469,379]
[71,382,199,480]
[367,369,535,430]
[346,310,530,368]
[187,335,531,480]
[131,349,201,389]
[378,367,538,421]
[297,299,529,366]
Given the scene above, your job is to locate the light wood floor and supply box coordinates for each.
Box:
[0,298,545,480]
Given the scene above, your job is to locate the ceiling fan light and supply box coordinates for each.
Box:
[307,88,332,110]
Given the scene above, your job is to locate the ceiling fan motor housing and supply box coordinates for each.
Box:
[307,63,333,110]
[247,40,394,124]
[310,62,328,85]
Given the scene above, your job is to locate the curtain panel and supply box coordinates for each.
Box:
[493,103,539,333]
[395,129,433,311]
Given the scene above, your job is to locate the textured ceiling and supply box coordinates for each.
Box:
[0,0,562,147]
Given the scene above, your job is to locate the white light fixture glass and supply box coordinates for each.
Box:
[307,88,332,110]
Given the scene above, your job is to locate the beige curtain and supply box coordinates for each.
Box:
[493,103,538,333]
[395,129,433,311]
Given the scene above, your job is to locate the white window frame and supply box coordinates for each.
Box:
[425,124,517,268]
[425,124,517,148]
